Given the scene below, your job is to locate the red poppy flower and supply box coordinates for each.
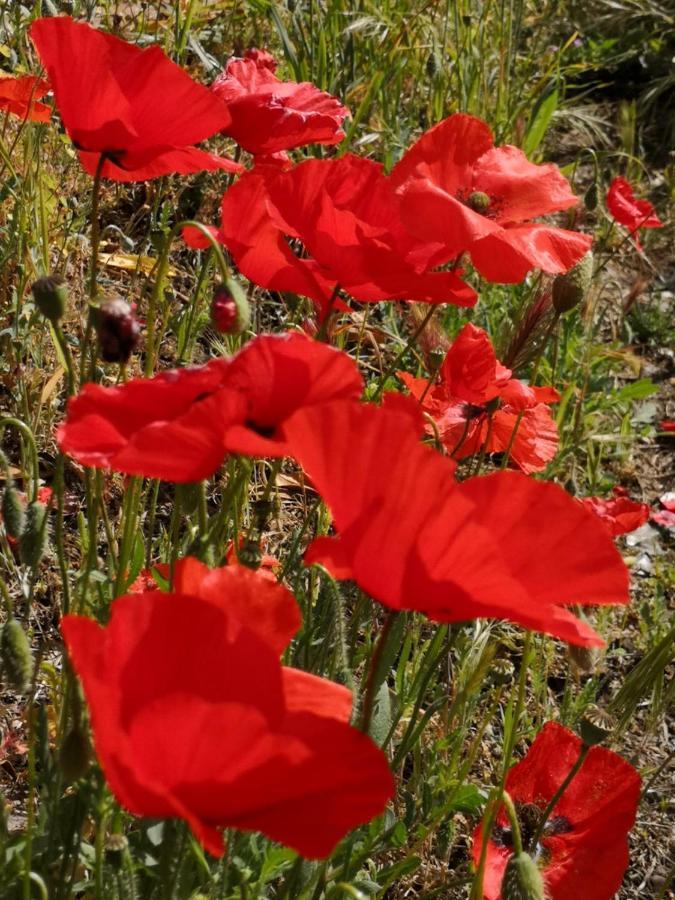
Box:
[127,563,170,594]
[30,17,242,181]
[212,51,348,156]
[61,559,393,858]
[607,177,662,250]
[185,156,476,318]
[392,113,592,283]
[398,324,560,473]
[57,333,362,479]
[652,492,675,529]
[660,419,675,433]
[57,359,241,482]
[282,398,629,646]
[221,332,363,456]
[0,74,51,122]
[581,487,649,537]
[472,722,640,900]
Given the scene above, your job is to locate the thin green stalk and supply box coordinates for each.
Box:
[528,743,589,851]
[359,610,397,732]
[79,154,106,386]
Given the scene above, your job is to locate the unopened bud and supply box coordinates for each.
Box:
[59,727,91,782]
[211,280,249,335]
[237,538,262,570]
[579,705,615,746]
[568,642,600,673]
[552,251,593,314]
[32,275,68,323]
[0,619,33,694]
[19,501,48,569]
[426,52,439,77]
[502,851,546,900]
[584,182,598,211]
[2,479,25,540]
[468,191,491,213]
[94,298,141,363]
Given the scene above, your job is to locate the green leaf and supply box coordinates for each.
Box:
[618,378,659,401]
[523,86,558,157]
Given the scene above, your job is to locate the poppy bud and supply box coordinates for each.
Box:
[19,501,48,569]
[59,726,91,782]
[2,479,25,541]
[552,251,593,314]
[31,275,68,323]
[237,537,262,570]
[94,298,141,363]
[426,52,439,77]
[468,191,491,213]
[211,279,249,335]
[568,642,600,673]
[584,182,598,211]
[579,705,615,746]
[501,851,546,900]
[0,618,33,695]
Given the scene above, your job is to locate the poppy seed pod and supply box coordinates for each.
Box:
[19,500,48,569]
[104,834,128,869]
[32,275,68,323]
[579,704,615,746]
[2,479,25,540]
[94,298,141,363]
[468,190,491,213]
[0,618,33,694]
[502,852,546,900]
[552,251,593,314]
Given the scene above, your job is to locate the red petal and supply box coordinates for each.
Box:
[470,223,593,282]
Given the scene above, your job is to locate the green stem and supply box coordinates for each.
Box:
[528,743,589,851]
[79,154,106,387]
[373,305,436,401]
[0,417,40,502]
[359,610,397,733]
[501,790,523,855]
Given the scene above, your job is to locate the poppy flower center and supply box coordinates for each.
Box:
[492,801,573,857]
[245,419,276,438]
[467,190,491,214]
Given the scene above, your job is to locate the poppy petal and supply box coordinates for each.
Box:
[470,223,593,282]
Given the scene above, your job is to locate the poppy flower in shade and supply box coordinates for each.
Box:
[61,559,393,858]
[185,156,476,318]
[221,332,364,457]
[392,113,592,283]
[652,492,675,529]
[282,399,629,647]
[0,74,51,122]
[212,50,349,156]
[581,487,649,537]
[30,17,242,182]
[606,177,663,250]
[56,359,243,482]
[398,323,560,473]
[472,722,641,900]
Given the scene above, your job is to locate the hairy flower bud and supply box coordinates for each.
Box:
[502,851,546,900]
[2,479,25,541]
[211,279,249,335]
[0,619,33,694]
[579,705,615,746]
[584,182,598,211]
[19,501,48,569]
[490,657,515,686]
[59,726,91,782]
[104,833,128,869]
[552,251,593,314]
[94,298,141,363]
[31,275,68,323]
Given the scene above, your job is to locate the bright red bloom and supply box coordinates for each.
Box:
[581,487,649,537]
[57,359,240,482]
[392,113,592,283]
[127,564,170,594]
[212,51,348,156]
[473,722,640,900]
[0,74,51,122]
[184,156,476,318]
[282,398,629,646]
[30,17,242,181]
[57,333,362,479]
[607,177,662,250]
[398,324,560,473]
[220,332,363,456]
[62,559,393,858]
[659,419,675,433]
